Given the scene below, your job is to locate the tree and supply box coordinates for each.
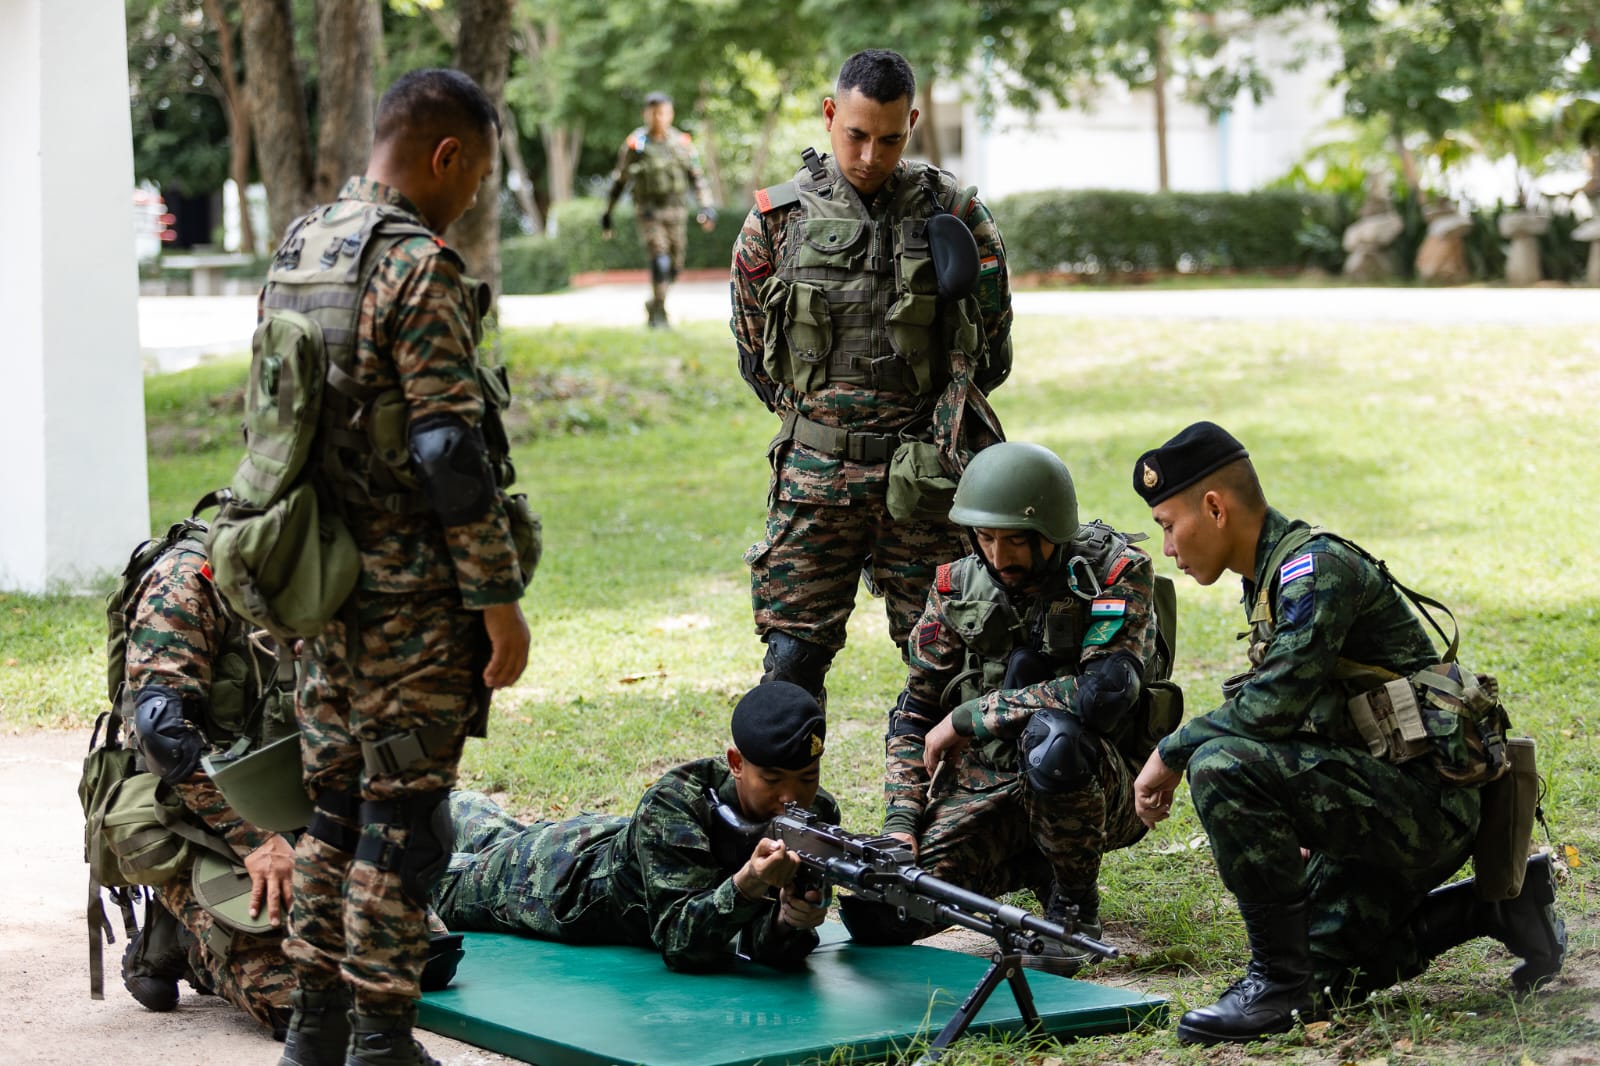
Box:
[240,0,314,243]
[454,0,514,295]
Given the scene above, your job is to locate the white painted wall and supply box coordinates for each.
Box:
[0,0,149,593]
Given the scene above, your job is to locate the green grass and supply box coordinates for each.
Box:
[3,314,1597,1063]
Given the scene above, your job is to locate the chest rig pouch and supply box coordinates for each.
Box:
[630,132,689,204]
[758,152,982,398]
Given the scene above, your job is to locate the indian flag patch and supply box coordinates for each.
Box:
[1090,599,1127,617]
[1280,552,1315,586]
[979,254,1000,275]
[1084,598,1127,645]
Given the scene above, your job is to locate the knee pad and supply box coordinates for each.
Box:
[1019,707,1097,794]
[132,686,205,784]
[651,254,673,286]
[355,791,454,908]
[761,632,834,704]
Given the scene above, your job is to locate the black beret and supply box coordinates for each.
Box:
[1133,421,1250,506]
[731,682,825,770]
[644,91,672,106]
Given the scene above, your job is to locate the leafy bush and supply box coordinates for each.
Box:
[993,188,1352,277]
[502,199,747,293]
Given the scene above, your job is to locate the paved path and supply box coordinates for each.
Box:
[139,283,1600,372]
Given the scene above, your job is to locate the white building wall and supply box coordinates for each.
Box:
[0,0,149,592]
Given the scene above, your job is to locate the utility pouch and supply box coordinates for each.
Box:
[1118,680,1185,765]
[505,492,543,589]
[885,439,956,522]
[1346,677,1432,763]
[783,282,831,369]
[1472,737,1539,901]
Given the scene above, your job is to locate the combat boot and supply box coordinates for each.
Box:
[1411,852,1566,993]
[1177,898,1314,1045]
[345,1006,441,1066]
[120,909,190,1013]
[278,986,353,1066]
[1020,885,1102,977]
[644,299,669,329]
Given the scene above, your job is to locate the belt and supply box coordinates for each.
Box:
[787,412,899,464]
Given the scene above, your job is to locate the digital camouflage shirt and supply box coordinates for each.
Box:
[299,178,521,610]
[1157,507,1447,771]
[125,548,282,857]
[883,538,1159,837]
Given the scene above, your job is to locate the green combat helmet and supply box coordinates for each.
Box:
[203,732,313,834]
[949,442,1080,544]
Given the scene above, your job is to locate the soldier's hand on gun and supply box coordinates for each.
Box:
[886,831,920,860]
[1133,748,1181,828]
[244,833,296,926]
[777,883,827,931]
[734,837,799,901]
[921,717,970,777]
[481,601,531,689]
[600,211,614,240]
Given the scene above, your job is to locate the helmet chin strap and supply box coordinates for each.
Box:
[975,531,1066,589]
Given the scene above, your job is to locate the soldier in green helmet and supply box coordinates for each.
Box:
[849,442,1177,975]
[602,91,716,328]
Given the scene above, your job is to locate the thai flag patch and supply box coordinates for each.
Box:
[1280,553,1315,586]
[1090,599,1126,617]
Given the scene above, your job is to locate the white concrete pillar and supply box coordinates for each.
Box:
[0,0,149,592]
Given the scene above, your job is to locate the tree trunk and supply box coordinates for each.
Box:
[695,92,727,208]
[501,117,543,234]
[313,0,378,204]
[454,0,514,299]
[240,0,313,245]
[1153,29,1170,192]
[918,76,943,170]
[200,0,257,255]
[746,72,792,197]
[545,124,582,206]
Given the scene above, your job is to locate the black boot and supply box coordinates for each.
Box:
[1178,899,1314,1045]
[1021,884,1103,977]
[278,986,353,1066]
[345,1006,441,1066]
[419,932,465,992]
[120,916,189,1013]
[1412,853,1566,993]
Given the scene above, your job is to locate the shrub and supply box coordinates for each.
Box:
[993,188,1351,277]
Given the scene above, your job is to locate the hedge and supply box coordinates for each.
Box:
[502,198,748,294]
[993,188,1353,277]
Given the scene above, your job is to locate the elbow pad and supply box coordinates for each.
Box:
[408,414,495,527]
[1073,652,1144,734]
[133,685,206,784]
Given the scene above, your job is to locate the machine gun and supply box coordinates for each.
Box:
[709,793,1115,1062]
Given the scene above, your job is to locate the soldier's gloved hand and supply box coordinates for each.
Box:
[696,207,717,232]
[600,211,614,239]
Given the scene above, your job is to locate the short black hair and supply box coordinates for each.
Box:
[836,49,916,105]
[374,68,499,150]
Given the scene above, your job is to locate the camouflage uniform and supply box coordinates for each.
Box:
[125,547,298,1030]
[1161,508,1480,988]
[282,178,525,1018]
[605,126,714,312]
[434,760,840,971]
[883,528,1157,909]
[731,154,1013,676]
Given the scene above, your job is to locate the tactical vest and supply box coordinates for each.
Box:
[627,129,691,204]
[755,152,985,397]
[261,200,514,515]
[937,522,1160,707]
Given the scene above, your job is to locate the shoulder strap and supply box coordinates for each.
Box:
[754,181,800,215]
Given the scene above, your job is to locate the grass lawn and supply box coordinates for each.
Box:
[2,313,1596,1064]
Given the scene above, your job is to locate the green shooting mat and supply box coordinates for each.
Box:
[418,923,1167,1065]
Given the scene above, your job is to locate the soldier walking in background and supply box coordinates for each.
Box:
[730,49,1014,709]
[265,69,534,1066]
[602,91,716,328]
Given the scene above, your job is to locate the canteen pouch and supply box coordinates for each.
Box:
[505,492,543,589]
[886,440,956,522]
[1346,677,1432,763]
[1472,737,1539,901]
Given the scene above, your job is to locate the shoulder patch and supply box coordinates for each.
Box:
[936,562,956,594]
[915,618,941,648]
[1105,556,1132,586]
[199,561,214,583]
[754,182,800,215]
[1090,598,1127,618]
[735,248,770,283]
[678,131,693,146]
[1280,552,1316,588]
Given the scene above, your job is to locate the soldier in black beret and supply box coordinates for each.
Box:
[1129,422,1564,1045]
[430,682,839,972]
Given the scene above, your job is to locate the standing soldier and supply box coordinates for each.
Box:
[601,91,716,329]
[730,49,1014,708]
[115,503,298,1034]
[268,69,533,1066]
[855,443,1174,974]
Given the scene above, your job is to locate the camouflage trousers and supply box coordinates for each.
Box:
[156,879,294,1029]
[893,732,1145,906]
[746,484,966,655]
[637,205,687,305]
[431,790,629,943]
[1186,733,1480,986]
[285,590,482,1016]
